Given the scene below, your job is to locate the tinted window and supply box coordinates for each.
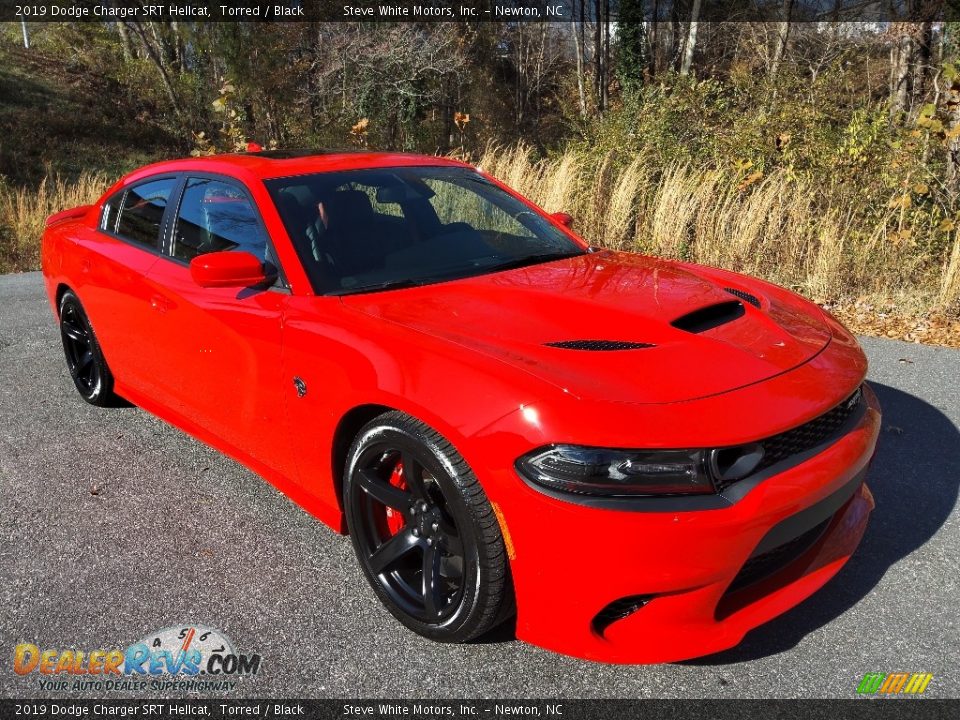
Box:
[116,178,176,249]
[173,178,268,263]
[265,167,583,295]
[101,192,122,234]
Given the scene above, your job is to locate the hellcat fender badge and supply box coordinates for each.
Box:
[293,377,307,398]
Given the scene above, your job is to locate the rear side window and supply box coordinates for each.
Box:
[101,194,121,233]
[115,178,177,250]
[173,178,268,263]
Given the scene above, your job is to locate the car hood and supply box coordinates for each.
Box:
[342,251,832,404]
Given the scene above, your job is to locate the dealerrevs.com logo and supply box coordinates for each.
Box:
[857,673,934,696]
[12,625,261,692]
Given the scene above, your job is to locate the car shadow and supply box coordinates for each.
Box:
[682,382,959,665]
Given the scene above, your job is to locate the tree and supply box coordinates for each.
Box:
[617,0,648,92]
[680,0,702,76]
[769,0,794,78]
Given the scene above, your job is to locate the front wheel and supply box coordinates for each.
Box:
[343,411,512,642]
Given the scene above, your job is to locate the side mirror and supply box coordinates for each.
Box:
[550,211,574,228]
[189,251,267,288]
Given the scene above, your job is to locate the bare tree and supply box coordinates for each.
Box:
[769,0,794,78]
[680,0,702,76]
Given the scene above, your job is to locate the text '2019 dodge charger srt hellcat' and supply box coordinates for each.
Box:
[41,150,880,663]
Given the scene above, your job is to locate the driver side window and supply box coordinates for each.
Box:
[173,178,269,263]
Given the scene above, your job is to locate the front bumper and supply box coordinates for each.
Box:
[474,384,880,664]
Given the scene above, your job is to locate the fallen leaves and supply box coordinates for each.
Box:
[823,299,960,348]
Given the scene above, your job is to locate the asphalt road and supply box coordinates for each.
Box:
[0,270,958,699]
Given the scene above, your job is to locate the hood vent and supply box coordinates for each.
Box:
[671,300,745,334]
[545,340,655,351]
[724,287,762,308]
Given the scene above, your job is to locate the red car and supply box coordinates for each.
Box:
[41,150,880,663]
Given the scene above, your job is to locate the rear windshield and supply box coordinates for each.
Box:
[264,166,583,295]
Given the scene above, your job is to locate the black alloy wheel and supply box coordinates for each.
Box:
[58,290,118,406]
[344,411,512,642]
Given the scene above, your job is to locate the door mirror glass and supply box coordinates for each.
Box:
[189,251,267,288]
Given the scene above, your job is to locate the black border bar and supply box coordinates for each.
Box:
[4,0,960,23]
[1,699,957,720]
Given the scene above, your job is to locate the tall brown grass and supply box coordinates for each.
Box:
[476,143,960,312]
[2,153,958,315]
[0,173,108,273]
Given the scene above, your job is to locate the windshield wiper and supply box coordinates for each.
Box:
[333,278,426,296]
[485,251,584,274]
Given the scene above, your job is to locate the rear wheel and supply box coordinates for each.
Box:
[58,290,118,407]
[343,411,512,642]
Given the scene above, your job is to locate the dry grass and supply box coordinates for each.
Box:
[0,172,108,273]
[941,231,960,308]
[475,143,960,313]
[2,150,958,344]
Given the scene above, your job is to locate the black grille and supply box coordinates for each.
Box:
[545,340,655,351]
[756,387,863,473]
[726,518,831,593]
[724,287,762,308]
[716,386,864,491]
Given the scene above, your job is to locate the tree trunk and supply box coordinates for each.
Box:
[649,1,659,77]
[572,17,588,118]
[769,0,793,78]
[943,24,960,191]
[680,0,702,76]
[593,0,604,112]
[912,21,933,109]
[116,22,134,62]
[128,22,182,116]
[602,0,610,110]
[890,26,914,121]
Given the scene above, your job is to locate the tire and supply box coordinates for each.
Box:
[343,411,512,642]
[58,290,118,407]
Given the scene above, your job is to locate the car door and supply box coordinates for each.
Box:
[75,176,178,393]
[142,174,293,477]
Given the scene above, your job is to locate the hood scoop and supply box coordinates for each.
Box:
[671,300,745,334]
[724,287,762,308]
[545,340,655,351]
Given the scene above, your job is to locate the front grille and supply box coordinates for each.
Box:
[726,517,831,593]
[544,340,655,351]
[755,387,864,472]
[715,386,864,491]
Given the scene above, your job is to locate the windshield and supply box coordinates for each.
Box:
[264,166,584,295]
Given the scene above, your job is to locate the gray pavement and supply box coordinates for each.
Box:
[0,271,957,699]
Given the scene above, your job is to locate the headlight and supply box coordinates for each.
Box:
[516,444,715,497]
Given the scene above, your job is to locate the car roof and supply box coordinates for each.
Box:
[121,150,475,186]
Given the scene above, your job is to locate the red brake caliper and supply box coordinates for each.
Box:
[385,457,407,535]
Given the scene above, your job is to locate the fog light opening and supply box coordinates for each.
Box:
[592,594,656,637]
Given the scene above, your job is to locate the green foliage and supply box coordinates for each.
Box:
[572,65,957,302]
[616,0,648,93]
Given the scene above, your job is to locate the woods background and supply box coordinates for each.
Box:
[2,6,960,344]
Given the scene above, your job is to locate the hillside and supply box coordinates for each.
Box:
[0,44,183,187]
